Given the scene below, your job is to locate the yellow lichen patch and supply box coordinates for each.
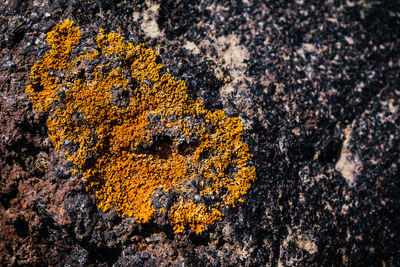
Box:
[26,20,256,233]
[169,197,223,234]
[26,19,82,111]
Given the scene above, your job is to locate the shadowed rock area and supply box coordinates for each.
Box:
[1,0,399,266]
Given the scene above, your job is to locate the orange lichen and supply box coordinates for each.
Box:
[26,20,256,233]
[169,197,223,234]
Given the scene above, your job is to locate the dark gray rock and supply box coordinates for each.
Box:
[0,0,399,266]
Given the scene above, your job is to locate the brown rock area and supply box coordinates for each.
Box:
[1,0,399,266]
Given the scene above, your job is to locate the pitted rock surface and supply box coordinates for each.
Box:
[1,0,399,265]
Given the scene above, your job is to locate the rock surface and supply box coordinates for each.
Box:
[1,0,399,266]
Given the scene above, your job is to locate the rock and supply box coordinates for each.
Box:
[1,0,399,265]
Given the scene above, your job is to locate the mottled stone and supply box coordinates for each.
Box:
[1,0,399,265]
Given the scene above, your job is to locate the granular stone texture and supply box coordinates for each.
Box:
[1,0,399,266]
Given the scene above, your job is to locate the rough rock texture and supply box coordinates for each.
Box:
[1,0,399,266]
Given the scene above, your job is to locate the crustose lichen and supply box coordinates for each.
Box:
[26,19,256,233]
